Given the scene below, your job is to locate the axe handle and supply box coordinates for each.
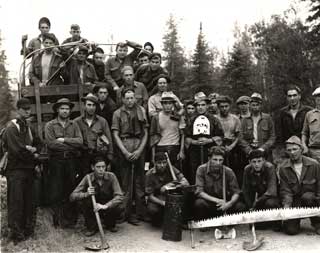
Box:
[165,152,177,181]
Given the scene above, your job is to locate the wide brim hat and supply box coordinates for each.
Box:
[236,95,251,104]
[52,98,74,112]
[194,92,210,105]
[160,91,176,103]
[81,93,99,104]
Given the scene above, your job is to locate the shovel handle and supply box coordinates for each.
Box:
[87,175,108,248]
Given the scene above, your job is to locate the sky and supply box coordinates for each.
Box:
[0,0,309,81]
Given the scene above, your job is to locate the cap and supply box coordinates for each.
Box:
[216,95,232,104]
[155,152,167,161]
[236,95,250,104]
[52,98,74,112]
[208,93,219,101]
[312,87,320,96]
[248,149,265,160]
[194,92,210,105]
[285,136,303,148]
[250,92,263,103]
[78,45,89,53]
[160,91,176,103]
[17,98,31,110]
[81,93,98,104]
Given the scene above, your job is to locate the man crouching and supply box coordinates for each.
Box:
[70,156,124,236]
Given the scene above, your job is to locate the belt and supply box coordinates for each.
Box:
[120,135,141,141]
[50,150,81,159]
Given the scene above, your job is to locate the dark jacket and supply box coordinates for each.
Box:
[65,59,98,85]
[87,59,105,82]
[29,51,65,86]
[277,104,312,144]
[96,97,117,127]
[22,34,59,57]
[279,156,320,207]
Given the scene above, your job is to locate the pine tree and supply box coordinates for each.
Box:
[0,31,14,128]
[162,14,187,95]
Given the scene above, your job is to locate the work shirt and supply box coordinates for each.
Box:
[302,109,320,148]
[279,156,320,207]
[66,59,98,85]
[22,34,59,57]
[216,113,241,141]
[242,161,278,208]
[116,81,148,109]
[278,104,312,143]
[195,163,241,200]
[74,115,113,156]
[111,104,149,138]
[145,166,189,197]
[45,118,83,153]
[148,92,183,117]
[70,171,123,208]
[96,97,117,127]
[239,113,276,154]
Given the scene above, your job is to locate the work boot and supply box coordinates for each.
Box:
[128,216,140,226]
[108,225,119,233]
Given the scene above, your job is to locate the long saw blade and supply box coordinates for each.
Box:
[189,207,320,229]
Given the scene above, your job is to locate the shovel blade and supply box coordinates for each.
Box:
[242,237,264,251]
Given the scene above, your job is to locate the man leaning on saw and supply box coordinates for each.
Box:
[279,136,320,235]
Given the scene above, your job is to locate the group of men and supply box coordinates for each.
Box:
[2,16,320,245]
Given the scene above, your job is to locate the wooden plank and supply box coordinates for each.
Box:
[30,102,81,114]
[21,84,93,97]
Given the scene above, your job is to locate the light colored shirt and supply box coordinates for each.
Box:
[252,114,261,143]
[148,92,183,117]
[41,53,53,83]
[216,113,241,140]
[302,109,320,148]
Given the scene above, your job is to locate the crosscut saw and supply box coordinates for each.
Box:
[189,207,320,229]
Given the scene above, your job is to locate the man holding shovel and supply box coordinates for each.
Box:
[70,156,124,236]
[112,88,149,225]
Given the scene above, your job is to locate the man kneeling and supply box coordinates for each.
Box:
[194,146,246,220]
[70,156,124,236]
[145,152,189,227]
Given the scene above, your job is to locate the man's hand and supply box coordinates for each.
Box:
[177,150,185,160]
[94,203,107,212]
[161,200,166,207]
[39,82,46,87]
[87,186,95,196]
[113,85,120,91]
[56,138,64,143]
[130,150,142,161]
[26,145,37,153]
[217,201,232,212]
[22,35,28,42]
[124,151,133,161]
[212,136,223,146]
[35,165,42,174]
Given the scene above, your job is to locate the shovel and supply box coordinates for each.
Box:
[243,193,264,251]
[84,175,110,251]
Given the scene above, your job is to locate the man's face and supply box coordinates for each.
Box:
[93,52,104,64]
[139,56,149,65]
[250,101,261,114]
[18,107,31,119]
[144,45,153,53]
[57,105,71,119]
[238,102,249,112]
[116,46,128,59]
[123,91,136,108]
[250,157,265,171]
[218,102,230,117]
[162,101,174,113]
[77,51,87,62]
[122,69,134,84]
[92,161,106,179]
[70,28,81,40]
[286,143,302,162]
[97,88,108,102]
[150,58,161,71]
[210,154,224,167]
[157,78,168,92]
[85,100,96,116]
[209,100,218,113]
[39,23,50,35]
[287,90,300,107]
[43,39,55,52]
[186,104,195,115]
[196,101,208,115]
[155,159,167,174]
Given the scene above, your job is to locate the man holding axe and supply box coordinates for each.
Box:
[145,152,189,227]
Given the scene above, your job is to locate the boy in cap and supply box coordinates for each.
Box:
[145,152,189,227]
[44,98,83,228]
[74,93,113,178]
[70,156,124,235]
[29,33,65,86]
[150,92,186,170]
[302,87,320,163]
[279,136,320,235]
[239,92,276,161]
[208,93,219,116]
[236,95,251,120]
[185,92,224,184]
[3,98,40,244]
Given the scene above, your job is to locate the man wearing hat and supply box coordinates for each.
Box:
[44,98,83,228]
[2,98,40,244]
[279,136,320,235]
[208,92,219,116]
[105,40,142,97]
[150,91,186,170]
[135,53,168,93]
[236,95,251,120]
[65,45,98,85]
[74,93,113,178]
[116,66,148,109]
[29,32,65,86]
[185,92,224,184]
[302,87,320,163]
[278,85,312,145]
[93,83,117,127]
[148,74,183,118]
[145,152,189,227]
[239,92,276,161]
